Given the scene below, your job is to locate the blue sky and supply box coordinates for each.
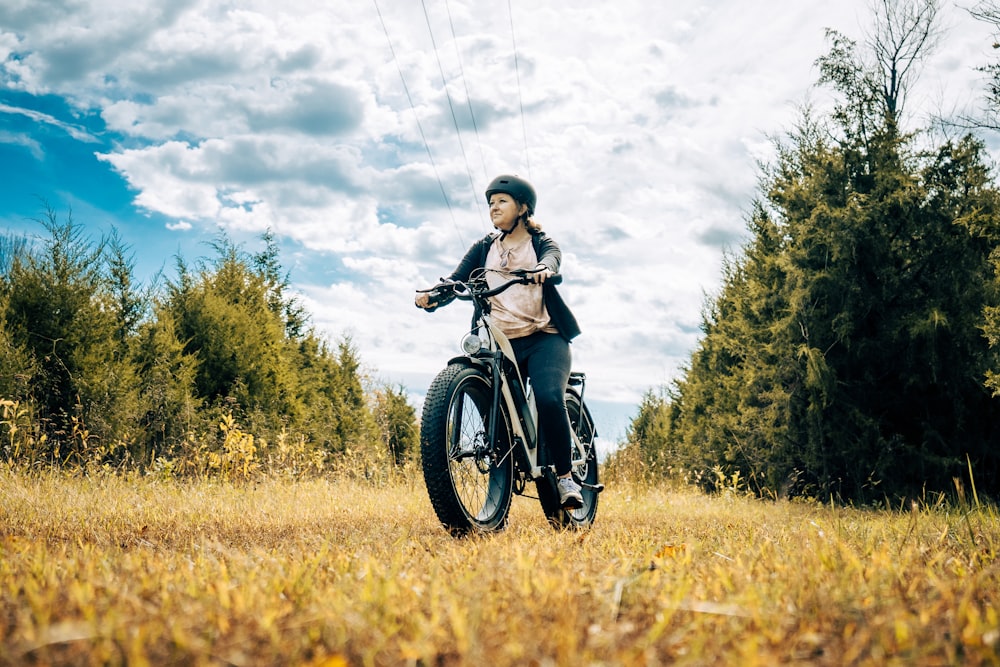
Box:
[1,0,996,446]
[1,91,212,276]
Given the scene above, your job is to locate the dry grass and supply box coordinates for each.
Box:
[1,469,998,666]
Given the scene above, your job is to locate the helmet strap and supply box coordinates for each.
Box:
[498,217,523,239]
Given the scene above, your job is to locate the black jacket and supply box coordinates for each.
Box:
[447,230,581,342]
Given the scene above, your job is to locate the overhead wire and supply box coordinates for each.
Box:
[507,0,531,178]
[443,0,490,183]
[372,0,466,247]
[420,0,488,230]
[373,0,533,246]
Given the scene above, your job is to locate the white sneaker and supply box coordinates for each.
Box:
[557,477,584,509]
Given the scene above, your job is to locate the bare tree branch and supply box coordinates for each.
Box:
[866,0,941,120]
[970,0,1000,26]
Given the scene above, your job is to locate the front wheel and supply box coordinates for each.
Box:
[538,389,600,529]
[420,364,514,536]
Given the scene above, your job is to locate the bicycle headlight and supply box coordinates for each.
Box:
[461,331,485,355]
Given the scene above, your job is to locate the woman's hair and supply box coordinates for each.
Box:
[518,203,543,233]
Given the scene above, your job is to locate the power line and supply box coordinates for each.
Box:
[372,0,465,248]
[444,0,489,183]
[420,0,487,230]
[507,0,531,178]
[372,0,531,242]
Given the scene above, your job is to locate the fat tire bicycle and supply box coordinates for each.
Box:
[417,267,603,535]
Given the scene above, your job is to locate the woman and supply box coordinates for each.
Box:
[415,174,584,509]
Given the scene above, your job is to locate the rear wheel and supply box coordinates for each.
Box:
[538,390,600,529]
[421,364,514,535]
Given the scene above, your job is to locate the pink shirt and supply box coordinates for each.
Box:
[485,236,558,339]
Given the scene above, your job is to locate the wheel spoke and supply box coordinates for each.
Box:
[421,364,514,534]
[540,391,599,528]
[447,392,467,459]
[446,372,511,525]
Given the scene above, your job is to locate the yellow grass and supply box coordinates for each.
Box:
[1,469,998,666]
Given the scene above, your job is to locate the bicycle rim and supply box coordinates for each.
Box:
[421,363,513,535]
[446,370,512,526]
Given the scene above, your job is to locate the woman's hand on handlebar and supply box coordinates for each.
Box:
[414,291,433,309]
[415,282,459,310]
[529,264,555,284]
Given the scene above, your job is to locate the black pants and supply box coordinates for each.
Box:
[509,331,573,476]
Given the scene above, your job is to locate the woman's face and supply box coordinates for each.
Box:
[489,193,526,233]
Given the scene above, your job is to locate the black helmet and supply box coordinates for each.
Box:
[485,174,536,214]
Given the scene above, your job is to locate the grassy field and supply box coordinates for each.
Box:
[1,469,998,666]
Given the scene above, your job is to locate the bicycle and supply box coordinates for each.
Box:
[416,267,604,535]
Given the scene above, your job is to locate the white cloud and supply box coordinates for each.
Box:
[0,129,43,159]
[3,0,996,440]
[0,102,98,143]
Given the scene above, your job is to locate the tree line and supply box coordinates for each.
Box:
[617,0,1000,502]
[0,216,417,475]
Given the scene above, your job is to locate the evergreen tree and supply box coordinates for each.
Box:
[623,388,677,479]
[132,304,202,463]
[372,383,418,466]
[160,234,376,454]
[0,213,393,472]
[0,233,29,277]
[660,2,1000,500]
[0,209,144,458]
[166,235,296,424]
[327,338,376,452]
[0,231,37,412]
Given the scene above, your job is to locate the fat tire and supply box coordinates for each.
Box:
[538,390,600,530]
[420,363,514,536]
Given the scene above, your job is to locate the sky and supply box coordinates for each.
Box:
[0,0,997,447]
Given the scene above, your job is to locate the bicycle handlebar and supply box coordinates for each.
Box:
[473,270,563,298]
[416,269,561,310]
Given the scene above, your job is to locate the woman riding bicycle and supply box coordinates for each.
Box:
[414,174,584,509]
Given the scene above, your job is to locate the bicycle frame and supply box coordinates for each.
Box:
[452,298,589,483]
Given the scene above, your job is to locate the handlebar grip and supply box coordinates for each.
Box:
[416,285,457,311]
[512,269,562,286]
